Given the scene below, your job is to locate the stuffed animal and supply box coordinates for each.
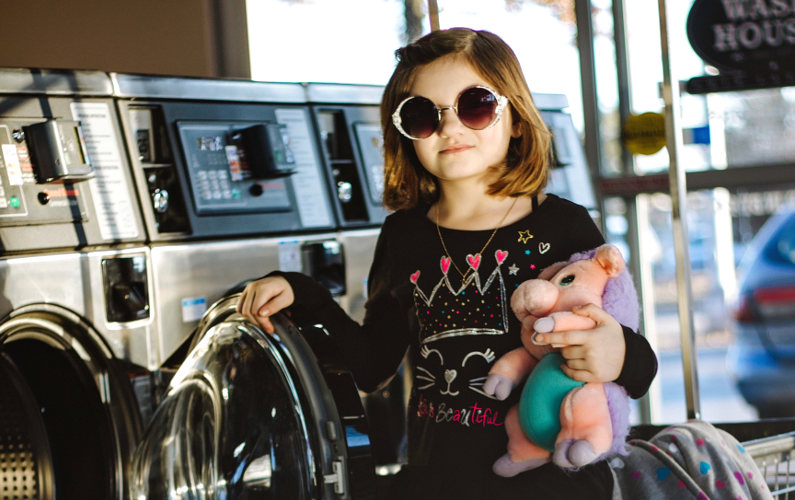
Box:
[483,244,639,477]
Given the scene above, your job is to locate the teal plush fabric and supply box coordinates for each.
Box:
[518,352,585,451]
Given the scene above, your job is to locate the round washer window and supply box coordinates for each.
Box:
[130,321,316,499]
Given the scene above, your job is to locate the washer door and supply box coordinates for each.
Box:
[130,295,375,499]
[0,352,54,500]
[0,303,143,500]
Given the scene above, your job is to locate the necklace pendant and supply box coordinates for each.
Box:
[435,196,519,281]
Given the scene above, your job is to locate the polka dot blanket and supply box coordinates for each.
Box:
[610,419,772,499]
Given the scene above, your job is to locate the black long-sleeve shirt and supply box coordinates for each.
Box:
[281,194,658,499]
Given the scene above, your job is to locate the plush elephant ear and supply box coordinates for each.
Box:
[597,244,641,331]
[593,244,626,278]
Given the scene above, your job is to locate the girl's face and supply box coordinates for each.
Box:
[407,56,518,192]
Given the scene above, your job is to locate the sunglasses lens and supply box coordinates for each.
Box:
[400,96,438,139]
[457,87,499,130]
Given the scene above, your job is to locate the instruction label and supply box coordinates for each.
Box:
[70,102,139,240]
[275,108,332,228]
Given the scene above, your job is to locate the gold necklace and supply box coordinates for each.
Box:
[435,197,519,280]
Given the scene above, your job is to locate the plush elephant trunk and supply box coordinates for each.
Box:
[511,279,558,322]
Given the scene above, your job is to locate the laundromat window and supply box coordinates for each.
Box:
[246,0,405,85]
[245,0,586,129]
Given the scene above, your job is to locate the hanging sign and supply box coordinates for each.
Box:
[686,0,795,74]
[622,112,666,156]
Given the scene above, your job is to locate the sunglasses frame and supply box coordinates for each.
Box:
[391,85,509,141]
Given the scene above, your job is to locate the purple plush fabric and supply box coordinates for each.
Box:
[564,248,640,331]
[603,382,631,457]
[564,247,638,458]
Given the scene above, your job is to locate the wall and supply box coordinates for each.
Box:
[0,0,249,78]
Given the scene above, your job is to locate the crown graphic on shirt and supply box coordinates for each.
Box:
[412,249,510,345]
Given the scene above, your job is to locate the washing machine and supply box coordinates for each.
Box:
[128,294,375,499]
[304,83,409,473]
[0,68,155,500]
[110,74,351,366]
[111,74,379,497]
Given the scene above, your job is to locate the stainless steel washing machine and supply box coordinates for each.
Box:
[305,83,386,323]
[128,295,375,499]
[305,83,408,473]
[0,68,155,500]
[111,74,380,497]
[111,74,349,366]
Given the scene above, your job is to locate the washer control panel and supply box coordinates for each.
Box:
[177,121,294,215]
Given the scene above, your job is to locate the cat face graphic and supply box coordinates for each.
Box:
[415,341,498,399]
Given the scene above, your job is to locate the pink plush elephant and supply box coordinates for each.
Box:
[483,244,639,477]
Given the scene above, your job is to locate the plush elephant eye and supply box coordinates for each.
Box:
[560,274,575,286]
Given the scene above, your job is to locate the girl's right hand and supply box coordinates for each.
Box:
[236,275,295,334]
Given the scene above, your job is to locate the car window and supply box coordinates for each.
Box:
[775,214,795,266]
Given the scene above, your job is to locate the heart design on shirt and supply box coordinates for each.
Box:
[495,249,508,264]
[440,257,451,274]
[466,254,481,270]
[444,369,457,384]
[538,242,551,254]
[410,270,420,284]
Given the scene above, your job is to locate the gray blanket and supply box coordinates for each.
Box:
[610,420,772,499]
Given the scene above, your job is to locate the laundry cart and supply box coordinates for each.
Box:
[745,431,795,498]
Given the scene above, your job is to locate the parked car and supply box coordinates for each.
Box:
[727,208,795,418]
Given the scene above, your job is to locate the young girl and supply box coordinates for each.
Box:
[237,27,657,499]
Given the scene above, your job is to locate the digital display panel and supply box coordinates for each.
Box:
[177,121,292,215]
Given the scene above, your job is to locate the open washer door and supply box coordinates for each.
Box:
[129,294,375,499]
[0,303,143,500]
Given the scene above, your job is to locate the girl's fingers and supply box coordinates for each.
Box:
[235,277,295,335]
[560,363,596,383]
[563,358,588,371]
[572,303,618,329]
[535,330,587,347]
[560,345,586,361]
[258,315,275,334]
[237,289,252,319]
[258,289,290,317]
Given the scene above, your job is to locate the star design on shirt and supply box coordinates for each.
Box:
[517,230,534,244]
[508,264,519,275]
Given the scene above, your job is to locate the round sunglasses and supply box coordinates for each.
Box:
[391,86,509,141]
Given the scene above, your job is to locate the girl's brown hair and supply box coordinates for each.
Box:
[380,28,552,211]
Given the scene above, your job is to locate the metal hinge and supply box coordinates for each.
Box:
[323,460,346,495]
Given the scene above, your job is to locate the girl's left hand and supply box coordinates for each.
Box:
[532,303,626,383]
